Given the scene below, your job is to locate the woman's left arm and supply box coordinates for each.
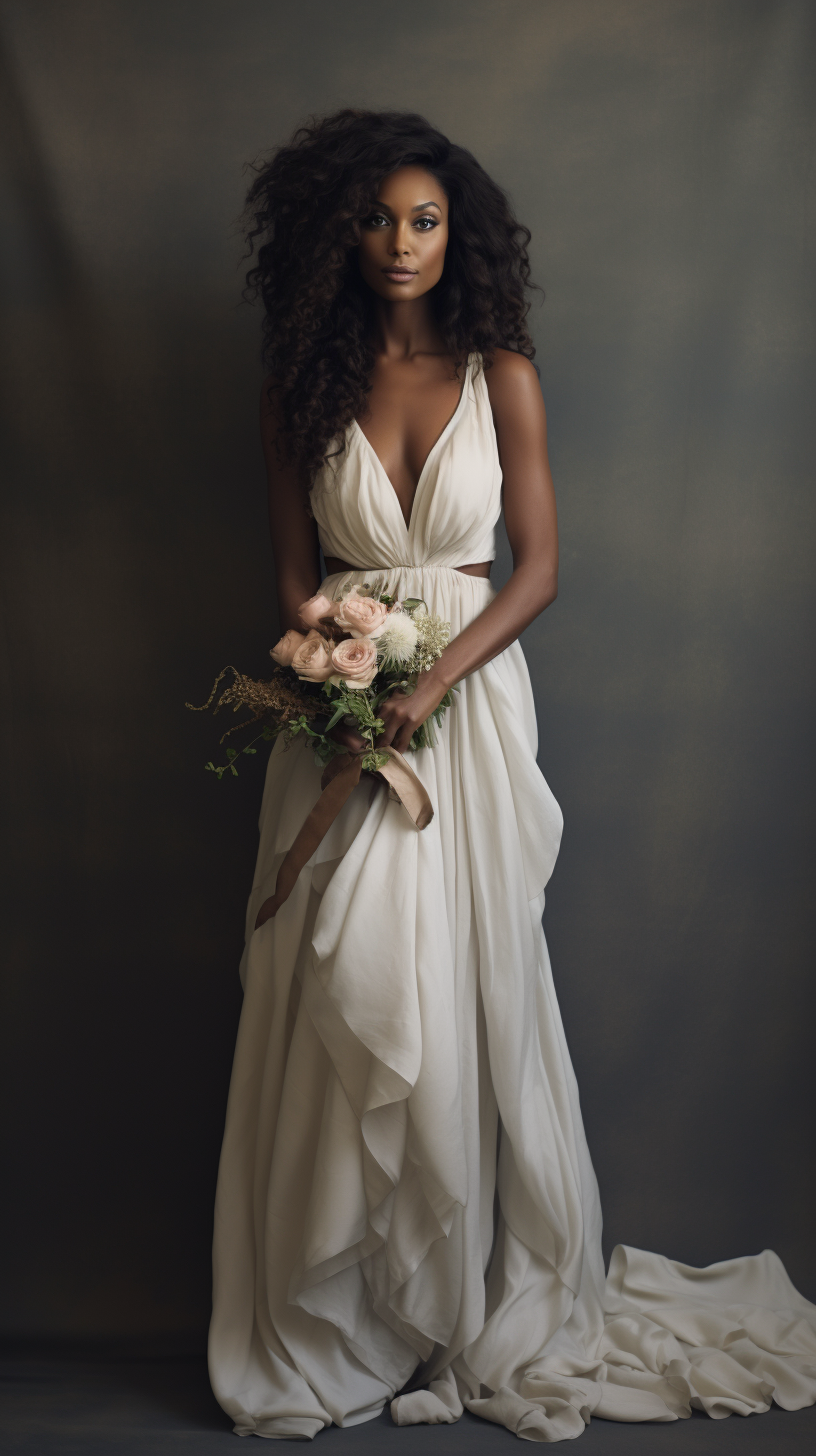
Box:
[377,350,558,753]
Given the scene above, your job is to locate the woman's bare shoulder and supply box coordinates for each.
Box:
[483,349,545,421]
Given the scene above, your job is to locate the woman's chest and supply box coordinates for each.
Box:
[356,357,465,510]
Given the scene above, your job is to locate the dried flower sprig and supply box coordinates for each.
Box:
[186,666,328,778]
[186,665,323,732]
[188,590,456,780]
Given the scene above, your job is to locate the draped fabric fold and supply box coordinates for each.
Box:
[255,747,433,927]
[208,356,816,1441]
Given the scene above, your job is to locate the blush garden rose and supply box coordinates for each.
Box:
[270,629,306,667]
[198,586,453,779]
[334,586,390,639]
[298,593,339,632]
[329,636,378,688]
[291,630,334,682]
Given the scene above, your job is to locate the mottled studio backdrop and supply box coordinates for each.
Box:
[1,0,814,1348]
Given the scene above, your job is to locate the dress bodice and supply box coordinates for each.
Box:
[310,354,502,569]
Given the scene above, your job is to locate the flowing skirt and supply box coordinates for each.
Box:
[208,566,816,1441]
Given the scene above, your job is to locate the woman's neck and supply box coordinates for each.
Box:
[370,295,446,361]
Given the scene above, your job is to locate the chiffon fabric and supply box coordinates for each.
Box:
[208,355,816,1440]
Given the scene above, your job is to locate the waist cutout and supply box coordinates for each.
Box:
[323,556,492,579]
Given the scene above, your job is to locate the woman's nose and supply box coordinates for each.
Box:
[390,224,411,255]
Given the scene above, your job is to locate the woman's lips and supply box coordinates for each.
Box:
[382,268,418,282]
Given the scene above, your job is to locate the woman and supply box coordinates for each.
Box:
[208,110,816,1442]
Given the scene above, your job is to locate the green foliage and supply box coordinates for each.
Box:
[204,730,271,780]
[192,592,455,783]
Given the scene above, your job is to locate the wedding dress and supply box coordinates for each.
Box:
[208,354,816,1441]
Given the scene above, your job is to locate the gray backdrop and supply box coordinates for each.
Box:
[1,0,814,1351]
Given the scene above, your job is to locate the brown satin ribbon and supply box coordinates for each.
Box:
[377,747,435,831]
[254,748,434,928]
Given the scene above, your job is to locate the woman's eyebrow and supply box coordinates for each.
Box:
[370,199,443,214]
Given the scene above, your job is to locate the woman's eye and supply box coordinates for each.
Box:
[366,213,389,228]
[414,216,437,231]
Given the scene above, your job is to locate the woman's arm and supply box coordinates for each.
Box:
[262,378,370,754]
[376,350,558,753]
[261,377,323,631]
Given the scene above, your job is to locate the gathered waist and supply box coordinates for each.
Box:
[322,560,494,579]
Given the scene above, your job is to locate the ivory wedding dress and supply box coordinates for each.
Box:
[208,355,816,1441]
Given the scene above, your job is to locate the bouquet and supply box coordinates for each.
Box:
[188,582,455,780]
[187,584,454,923]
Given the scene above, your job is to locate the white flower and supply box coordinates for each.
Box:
[377,612,419,666]
[410,612,451,672]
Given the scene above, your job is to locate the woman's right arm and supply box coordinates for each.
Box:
[261,378,366,754]
[260,376,322,631]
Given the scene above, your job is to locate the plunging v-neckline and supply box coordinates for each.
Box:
[352,357,472,533]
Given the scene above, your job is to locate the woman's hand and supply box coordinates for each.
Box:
[328,720,367,755]
[375,673,450,755]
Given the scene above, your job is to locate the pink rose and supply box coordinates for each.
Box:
[298,592,338,632]
[335,586,389,640]
[330,637,378,689]
[291,629,334,682]
[270,629,306,667]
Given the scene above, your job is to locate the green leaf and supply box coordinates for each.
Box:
[361,749,390,772]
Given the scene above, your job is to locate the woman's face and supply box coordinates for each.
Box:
[357,165,449,302]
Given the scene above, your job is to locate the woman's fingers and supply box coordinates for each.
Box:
[392,725,413,754]
[375,707,402,750]
[330,721,367,752]
[376,687,434,754]
[377,704,416,753]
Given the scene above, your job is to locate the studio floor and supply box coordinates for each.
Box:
[2,1355,815,1455]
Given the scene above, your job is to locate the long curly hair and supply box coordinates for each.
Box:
[242,109,538,484]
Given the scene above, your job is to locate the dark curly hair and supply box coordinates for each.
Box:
[242,109,538,484]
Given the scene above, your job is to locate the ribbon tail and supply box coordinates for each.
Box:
[375,746,434,829]
[254,753,363,926]
[253,746,433,929]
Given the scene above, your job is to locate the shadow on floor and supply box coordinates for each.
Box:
[1,1355,814,1454]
